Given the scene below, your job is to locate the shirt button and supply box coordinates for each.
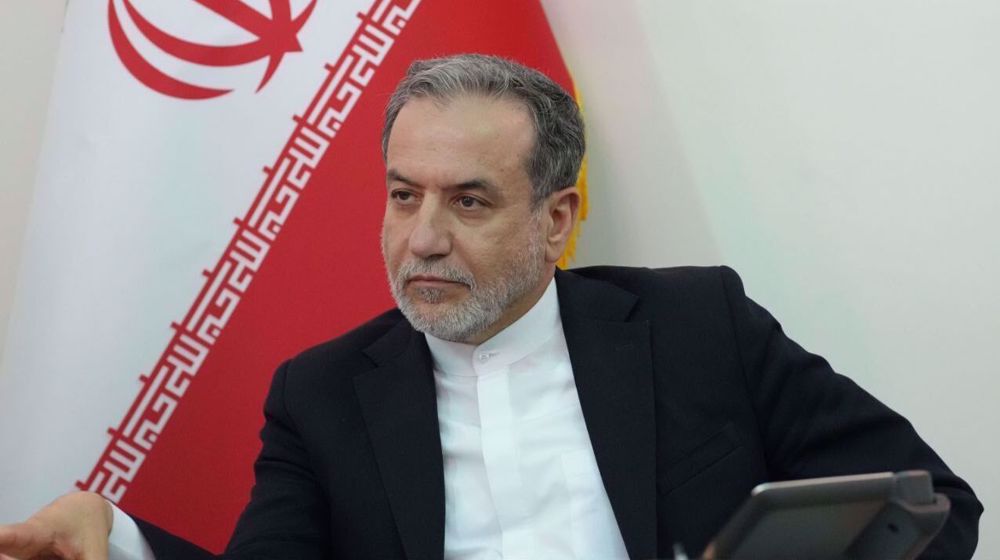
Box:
[477,351,498,363]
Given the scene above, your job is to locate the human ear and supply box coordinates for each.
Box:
[543,186,580,264]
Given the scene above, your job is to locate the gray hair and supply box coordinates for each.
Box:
[382,54,585,204]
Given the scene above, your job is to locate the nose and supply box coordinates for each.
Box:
[408,203,452,259]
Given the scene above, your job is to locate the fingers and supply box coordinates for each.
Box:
[0,492,114,560]
[77,512,112,560]
[0,520,54,558]
[80,534,110,560]
[51,493,114,560]
[0,520,109,560]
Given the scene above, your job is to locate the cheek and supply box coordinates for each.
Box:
[381,211,405,246]
[380,224,402,268]
[455,226,524,273]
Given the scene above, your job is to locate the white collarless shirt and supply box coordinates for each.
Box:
[109,279,627,559]
[426,279,628,560]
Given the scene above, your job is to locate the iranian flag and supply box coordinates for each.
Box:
[0,0,576,551]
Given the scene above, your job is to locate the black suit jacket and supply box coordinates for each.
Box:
[138,266,981,559]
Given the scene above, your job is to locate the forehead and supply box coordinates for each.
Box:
[385,95,535,187]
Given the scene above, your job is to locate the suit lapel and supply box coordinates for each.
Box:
[557,270,658,559]
[355,322,444,560]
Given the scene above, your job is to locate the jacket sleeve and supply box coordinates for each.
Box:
[718,266,982,559]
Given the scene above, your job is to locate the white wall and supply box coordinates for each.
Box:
[542,1,998,557]
[3,0,996,556]
[0,0,66,365]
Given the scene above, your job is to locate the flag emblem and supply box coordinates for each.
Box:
[107,0,317,99]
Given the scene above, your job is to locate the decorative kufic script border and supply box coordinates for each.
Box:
[78,0,422,503]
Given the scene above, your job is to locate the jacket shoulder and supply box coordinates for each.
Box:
[284,307,406,378]
[567,264,743,301]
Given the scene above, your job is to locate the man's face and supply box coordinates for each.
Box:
[381,94,550,344]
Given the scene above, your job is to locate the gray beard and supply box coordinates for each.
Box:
[385,235,545,343]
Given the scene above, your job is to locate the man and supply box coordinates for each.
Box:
[0,54,982,559]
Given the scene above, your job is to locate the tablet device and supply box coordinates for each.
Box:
[704,470,950,559]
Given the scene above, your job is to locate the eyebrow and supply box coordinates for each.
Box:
[386,169,499,195]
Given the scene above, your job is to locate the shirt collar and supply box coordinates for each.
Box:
[425,278,560,376]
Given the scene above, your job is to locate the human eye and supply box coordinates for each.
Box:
[389,189,418,205]
[455,195,486,210]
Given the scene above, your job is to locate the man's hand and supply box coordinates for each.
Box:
[0,491,112,560]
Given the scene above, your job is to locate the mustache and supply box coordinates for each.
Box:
[396,259,475,287]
